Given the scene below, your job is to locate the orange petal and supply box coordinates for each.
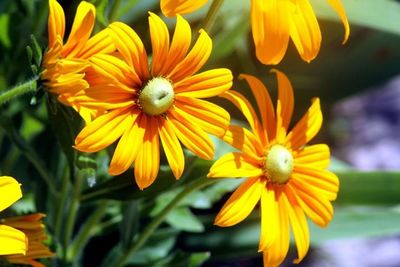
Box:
[78,28,116,59]
[160,0,208,17]
[149,12,170,76]
[168,29,212,82]
[0,176,22,212]
[159,117,185,179]
[175,68,232,98]
[48,0,65,47]
[109,111,142,176]
[250,0,291,65]
[259,185,278,251]
[326,0,350,44]
[0,225,26,256]
[134,116,160,190]
[215,177,264,227]
[108,22,149,82]
[239,74,275,145]
[289,0,321,62]
[168,108,214,160]
[285,98,322,150]
[295,144,330,169]
[175,96,230,137]
[75,108,134,152]
[208,152,263,178]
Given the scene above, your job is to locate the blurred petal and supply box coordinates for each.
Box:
[48,0,65,47]
[208,152,263,178]
[149,12,170,76]
[161,0,208,17]
[0,225,26,255]
[215,177,264,227]
[295,144,330,169]
[0,176,22,212]
[326,0,350,43]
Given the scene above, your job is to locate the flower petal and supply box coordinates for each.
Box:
[215,177,264,227]
[161,0,208,17]
[109,111,142,176]
[259,185,278,251]
[326,0,350,44]
[285,98,322,150]
[0,176,22,212]
[159,117,185,179]
[0,225,26,256]
[175,96,230,137]
[168,29,212,82]
[174,68,232,98]
[289,0,321,62]
[274,70,294,143]
[48,0,65,47]
[208,152,263,178]
[250,0,291,65]
[295,144,330,169]
[149,12,170,76]
[134,116,160,190]
[77,28,115,59]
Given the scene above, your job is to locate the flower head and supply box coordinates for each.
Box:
[251,0,350,64]
[42,0,114,121]
[160,0,209,17]
[74,13,232,189]
[208,71,339,266]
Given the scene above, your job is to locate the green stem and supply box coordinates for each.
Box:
[108,0,122,22]
[200,0,225,33]
[55,165,70,242]
[114,177,215,267]
[0,77,38,106]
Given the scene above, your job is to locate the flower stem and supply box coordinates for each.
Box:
[0,77,38,106]
[114,177,216,267]
[200,0,225,33]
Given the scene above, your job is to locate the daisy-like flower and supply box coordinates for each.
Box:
[3,213,54,267]
[208,71,339,266]
[0,176,26,257]
[42,0,114,121]
[73,13,232,189]
[251,0,350,64]
[160,0,209,17]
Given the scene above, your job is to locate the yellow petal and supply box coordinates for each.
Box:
[168,29,212,82]
[250,0,291,65]
[78,28,115,59]
[326,0,350,44]
[109,112,142,176]
[75,108,134,152]
[259,185,278,251]
[149,12,170,76]
[108,22,149,82]
[208,152,263,178]
[285,185,310,264]
[175,96,230,137]
[63,1,96,57]
[239,74,275,145]
[159,117,185,179]
[285,98,322,150]
[48,0,65,47]
[0,225,26,255]
[294,144,330,169]
[168,108,214,160]
[274,70,294,143]
[0,176,22,212]
[215,177,264,227]
[134,116,160,190]
[161,0,208,17]
[289,0,321,62]
[175,68,233,98]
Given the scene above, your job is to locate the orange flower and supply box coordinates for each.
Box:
[42,0,114,121]
[160,0,209,17]
[74,13,232,189]
[251,0,350,64]
[208,71,339,266]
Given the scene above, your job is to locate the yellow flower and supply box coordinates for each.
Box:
[73,13,232,190]
[160,0,209,17]
[251,0,350,64]
[0,176,27,257]
[3,213,54,267]
[208,71,339,266]
[42,0,114,121]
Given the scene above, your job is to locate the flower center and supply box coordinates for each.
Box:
[264,144,294,184]
[138,77,175,116]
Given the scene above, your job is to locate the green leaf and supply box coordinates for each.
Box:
[120,200,140,250]
[165,207,204,233]
[0,14,10,48]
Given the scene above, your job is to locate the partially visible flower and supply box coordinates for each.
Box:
[0,176,26,257]
[42,0,115,121]
[160,0,208,17]
[251,0,350,64]
[208,71,339,266]
[73,13,232,189]
[3,213,54,267]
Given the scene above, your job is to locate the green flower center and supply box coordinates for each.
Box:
[138,77,175,116]
[264,144,294,184]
